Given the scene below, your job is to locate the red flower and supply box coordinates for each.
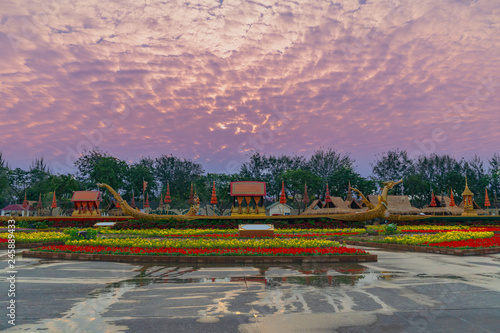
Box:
[32,245,369,256]
[428,234,500,249]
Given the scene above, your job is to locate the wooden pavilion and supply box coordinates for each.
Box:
[71,191,102,216]
[230,181,266,216]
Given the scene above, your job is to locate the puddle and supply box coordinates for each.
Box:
[88,262,406,294]
[4,284,134,333]
[415,273,466,281]
[4,262,413,332]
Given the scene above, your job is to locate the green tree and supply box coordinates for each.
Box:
[307,148,354,185]
[462,155,489,206]
[74,148,110,187]
[25,157,51,200]
[489,153,500,199]
[403,174,432,208]
[371,149,414,186]
[239,153,268,181]
[413,154,462,193]
[0,153,10,206]
[155,154,204,208]
[89,157,128,190]
[8,168,28,201]
[264,155,306,198]
[194,173,242,215]
[282,169,321,213]
[45,174,84,212]
[327,167,377,200]
[124,160,156,205]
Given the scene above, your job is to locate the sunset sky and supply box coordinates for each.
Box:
[1,0,499,175]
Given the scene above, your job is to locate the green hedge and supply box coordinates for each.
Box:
[396,216,500,226]
[111,218,367,230]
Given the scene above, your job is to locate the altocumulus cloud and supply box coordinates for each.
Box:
[0,0,499,173]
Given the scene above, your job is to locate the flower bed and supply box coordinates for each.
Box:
[112,219,366,230]
[97,228,366,238]
[383,231,493,245]
[427,234,500,249]
[66,238,339,249]
[31,244,368,256]
[402,227,500,233]
[0,231,70,243]
[366,225,500,234]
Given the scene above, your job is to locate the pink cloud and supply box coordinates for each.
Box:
[0,0,499,175]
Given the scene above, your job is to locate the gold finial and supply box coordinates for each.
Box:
[462,177,473,196]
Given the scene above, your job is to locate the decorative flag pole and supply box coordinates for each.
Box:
[442,193,446,216]
[37,193,43,217]
[188,183,195,207]
[347,181,352,213]
[302,183,310,214]
[142,179,148,212]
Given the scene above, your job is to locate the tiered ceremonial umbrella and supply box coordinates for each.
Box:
[449,188,456,207]
[51,191,57,209]
[164,183,171,215]
[22,192,28,210]
[485,188,491,214]
[130,191,136,209]
[430,191,437,215]
[279,181,286,215]
[210,182,218,215]
[325,184,332,214]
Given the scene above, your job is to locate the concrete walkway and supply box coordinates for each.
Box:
[1,247,499,332]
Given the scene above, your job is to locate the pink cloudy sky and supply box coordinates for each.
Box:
[1,0,499,175]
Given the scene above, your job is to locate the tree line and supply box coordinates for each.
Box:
[0,149,499,212]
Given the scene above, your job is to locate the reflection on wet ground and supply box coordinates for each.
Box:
[2,249,500,332]
[103,262,403,292]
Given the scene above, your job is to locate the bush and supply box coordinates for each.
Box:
[34,221,49,229]
[384,223,398,235]
[65,227,98,240]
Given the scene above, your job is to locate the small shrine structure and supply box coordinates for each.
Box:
[461,178,478,216]
[230,181,266,216]
[71,191,102,216]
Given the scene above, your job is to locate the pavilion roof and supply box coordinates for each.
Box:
[230,181,266,196]
[71,191,102,202]
[1,204,35,211]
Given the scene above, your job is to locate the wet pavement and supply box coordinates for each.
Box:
[1,247,500,332]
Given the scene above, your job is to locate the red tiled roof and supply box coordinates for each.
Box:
[1,204,35,211]
[230,181,266,196]
[71,191,102,202]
